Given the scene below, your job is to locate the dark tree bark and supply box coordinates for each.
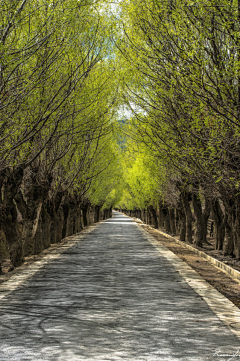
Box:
[162,206,171,233]
[202,196,211,244]
[0,166,24,267]
[142,209,147,223]
[149,205,158,229]
[14,166,51,257]
[81,201,89,227]
[33,212,43,254]
[169,208,176,235]
[103,208,112,220]
[1,204,23,267]
[177,203,186,242]
[147,208,152,226]
[219,186,235,257]
[47,191,64,244]
[192,191,203,247]
[181,190,193,244]
[175,209,180,233]
[212,198,225,251]
[62,202,70,239]
[158,202,165,228]
[224,210,234,257]
[234,194,240,259]
[41,204,51,249]
[94,205,100,223]
[74,205,82,232]
[66,204,76,237]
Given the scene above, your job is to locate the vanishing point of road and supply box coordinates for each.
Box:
[0,211,240,360]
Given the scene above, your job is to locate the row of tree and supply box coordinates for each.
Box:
[2,0,240,269]
[115,0,240,258]
[0,0,122,271]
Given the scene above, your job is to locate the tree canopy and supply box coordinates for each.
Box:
[1,0,240,269]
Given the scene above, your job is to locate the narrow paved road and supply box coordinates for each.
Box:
[0,212,240,360]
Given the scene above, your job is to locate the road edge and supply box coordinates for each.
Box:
[138,224,240,340]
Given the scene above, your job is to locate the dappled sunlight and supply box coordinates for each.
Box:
[1,213,240,360]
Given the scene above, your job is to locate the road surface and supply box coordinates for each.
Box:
[0,211,240,360]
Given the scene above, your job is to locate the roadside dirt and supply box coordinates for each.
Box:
[136,221,240,310]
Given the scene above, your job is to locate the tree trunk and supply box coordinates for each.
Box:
[81,202,89,227]
[137,209,141,219]
[89,206,94,225]
[163,206,171,233]
[202,196,211,244]
[74,205,82,232]
[178,204,186,242]
[169,208,176,235]
[223,210,234,256]
[66,205,76,237]
[234,194,240,259]
[33,210,43,254]
[181,190,193,244]
[147,208,152,226]
[149,205,158,228]
[175,209,180,233]
[62,202,70,239]
[15,167,51,257]
[103,208,112,220]
[142,209,147,223]
[94,205,100,223]
[212,198,225,251]
[41,204,51,249]
[0,166,24,267]
[2,205,23,267]
[192,191,203,247]
[158,202,165,228]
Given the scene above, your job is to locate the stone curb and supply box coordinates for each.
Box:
[135,219,240,285]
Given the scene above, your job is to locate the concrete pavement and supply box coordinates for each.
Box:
[0,211,240,360]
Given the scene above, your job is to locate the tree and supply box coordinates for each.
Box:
[0,0,121,269]
[115,0,240,253]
